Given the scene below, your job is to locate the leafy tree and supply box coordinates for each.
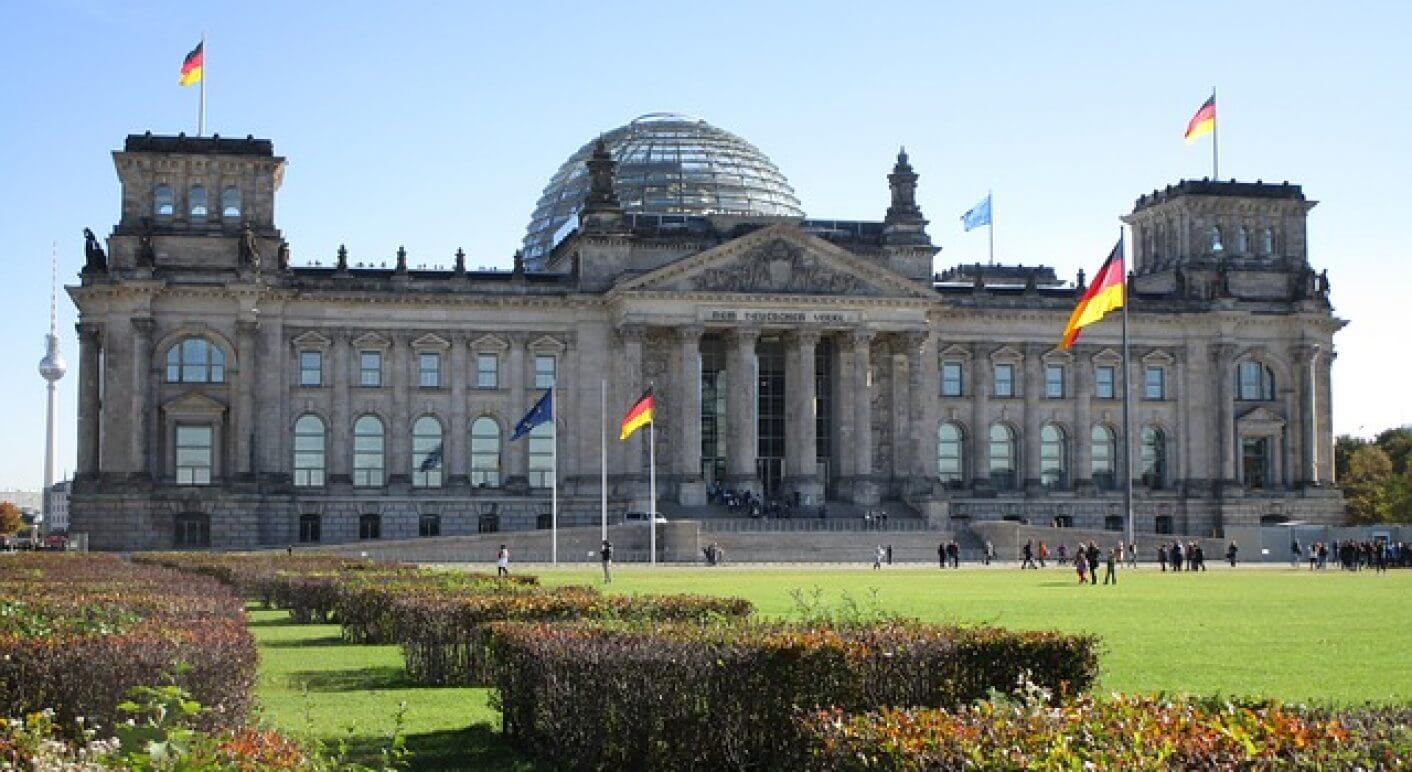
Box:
[0,501,22,535]
[1342,445,1393,523]
[1335,435,1368,481]
[1374,427,1412,475]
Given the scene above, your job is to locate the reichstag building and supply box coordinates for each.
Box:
[68,114,1345,550]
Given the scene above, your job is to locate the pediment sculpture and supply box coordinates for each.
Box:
[691,239,869,295]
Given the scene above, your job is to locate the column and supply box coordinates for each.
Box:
[234,318,257,478]
[1318,352,1335,483]
[447,335,468,486]
[254,314,285,477]
[784,330,820,504]
[1210,343,1237,489]
[970,343,990,491]
[130,318,156,480]
[1295,344,1320,486]
[1022,345,1043,494]
[389,333,411,485]
[850,329,877,504]
[902,331,931,492]
[76,323,102,479]
[618,325,645,480]
[1073,348,1093,492]
[505,333,528,485]
[560,332,579,482]
[676,325,704,503]
[726,327,759,494]
[329,331,351,483]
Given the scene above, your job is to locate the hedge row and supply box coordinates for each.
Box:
[802,696,1412,770]
[398,587,755,686]
[0,555,257,733]
[489,619,1100,770]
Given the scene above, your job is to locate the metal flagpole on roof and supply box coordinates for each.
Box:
[1120,229,1135,547]
[198,33,206,137]
[1210,87,1218,180]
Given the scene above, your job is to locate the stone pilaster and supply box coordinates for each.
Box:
[388,333,411,487]
[1073,347,1093,493]
[447,334,468,487]
[848,329,878,504]
[725,326,760,495]
[784,329,821,505]
[1294,343,1320,486]
[970,342,990,493]
[1319,351,1336,483]
[131,317,156,481]
[1022,344,1043,493]
[618,325,646,483]
[234,318,257,479]
[328,331,351,484]
[76,323,102,479]
[505,333,528,488]
[902,331,932,495]
[676,325,705,504]
[1210,343,1238,494]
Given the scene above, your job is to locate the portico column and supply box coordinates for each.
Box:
[131,318,156,480]
[902,331,931,490]
[76,323,102,479]
[1295,344,1320,486]
[1211,343,1237,491]
[329,331,351,483]
[726,327,760,494]
[784,330,821,505]
[676,325,705,504]
[505,333,529,486]
[849,329,878,504]
[233,318,256,478]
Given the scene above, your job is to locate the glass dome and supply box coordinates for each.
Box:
[523,113,804,267]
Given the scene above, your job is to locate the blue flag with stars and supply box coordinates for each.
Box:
[511,389,553,441]
[418,443,443,472]
[961,194,992,231]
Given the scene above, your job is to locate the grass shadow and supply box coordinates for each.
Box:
[342,725,544,771]
[288,665,423,693]
[246,615,296,628]
[261,635,351,649]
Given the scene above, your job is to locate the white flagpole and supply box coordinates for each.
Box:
[1211,87,1219,180]
[987,190,994,266]
[600,378,608,542]
[1120,230,1134,547]
[198,33,206,137]
[648,405,657,566]
[551,384,558,565]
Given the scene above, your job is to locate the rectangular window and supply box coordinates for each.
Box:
[476,353,499,389]
[359,351,382,387]
[299,351,323,387]
[534,354,556,389]
[1095,365,1116,399]
[1144,366,1166,400]
[419,352,441,388]
[527,423,554,488]
[175,425,213,485]
[941,361,963,397]
[1045,364,1065,398]
[993,363,1014,398]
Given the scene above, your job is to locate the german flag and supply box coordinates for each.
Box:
[1184,94,1216,144]
[1060,240,1125,349]
[619,388,654,440]
[179,42,204,86]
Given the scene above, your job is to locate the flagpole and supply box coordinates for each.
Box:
[1210,87,1218,180]
[551,382,558,565]
[198,33,206,137]
[648,391,657,567]
[1120,229,1134,548]
[987,190,994,266]
[600,378,608,543]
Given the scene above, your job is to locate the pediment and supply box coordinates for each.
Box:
[938,344,973,360]
[469,333,508,352]
[411,333,451,350]
[1041,347,1074,364]
[1141,349,1176,366]
[614,224,935,300]
[528,335,566,354]
[352,332,390,349]
[291,331,332,348]
[1092,348,1122,366]
[1237,406,1285,427]
[989,345,1024,361]
[161,391,227,416]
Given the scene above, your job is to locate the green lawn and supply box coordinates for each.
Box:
[250,566,1412,769]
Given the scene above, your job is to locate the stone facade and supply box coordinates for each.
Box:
[67,134,1346,550]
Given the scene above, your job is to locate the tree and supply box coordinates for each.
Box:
[0,501,22,536]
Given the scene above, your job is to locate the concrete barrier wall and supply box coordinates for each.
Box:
[305,521,699,564]
[970,521,1229,564]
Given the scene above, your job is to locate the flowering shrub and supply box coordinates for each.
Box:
[489,618,1099,769]
[0,555,257,734]
[399,588,754,686]
[801,695,1412,770]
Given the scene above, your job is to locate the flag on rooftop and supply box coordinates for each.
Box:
[1060,238,1125,349]
[1184,94,1216,144]
[179,42,204,86]
[961,194,992,231]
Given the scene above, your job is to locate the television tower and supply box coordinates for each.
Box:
[37,243,66,529]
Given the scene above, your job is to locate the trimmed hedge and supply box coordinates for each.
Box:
[490,619,1099,770]
[0,555,257,733]
[802,696,1412,770]
[400,588,755,686]
[333,572,539,644]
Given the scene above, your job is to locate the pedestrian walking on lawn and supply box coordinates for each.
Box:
[600,540,613,583]
[873,545,884,570]
[1127,541,1138,569]
[1104,546,1118,585]
[985,541,995,565]
[1076,553,1088,583]
[938,542,946,569]
[948,540,960,568]
[1086,542,1100,585]
[1021,540,1038,569]
[496,545,510,577]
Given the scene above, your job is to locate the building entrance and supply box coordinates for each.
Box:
[758,338,786,498]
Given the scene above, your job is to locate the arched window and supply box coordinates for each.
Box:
[292,415,326,487]
[1235,226,1249,255]
[1210,225,1223,253]
[154,184,175,217]
[1091,426,1117,491]
[1260,227,1275,256]
[221,186,241,219]
[1236,361,1276,401]
[412,416,443,488]
[165,338,226,383]
[987,424,1017,491]
[189,185,208,219]
[1140,426,1167,490]
[937,422,965,488]
[298,514,321,543]
[469,417,501,487]
[528,422,555,488]
[1040,424,1067,489]
[358,513,382,540]
[353,416,385,487]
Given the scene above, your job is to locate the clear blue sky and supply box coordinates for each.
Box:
[1,0,1408,490]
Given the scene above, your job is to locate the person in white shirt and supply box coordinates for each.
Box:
[496,545,510,577]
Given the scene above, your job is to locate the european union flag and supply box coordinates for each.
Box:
[419,443,443,472]
[961,194,992,231]
[511,389,554,441]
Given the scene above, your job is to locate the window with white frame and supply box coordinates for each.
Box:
[1237,361,1275,401]
[166,338,226,383]
[1095,365,1116,399]
[527,422,554,488]
[299,351,323,387]
[477,353,499,389]
[534,354,556,389]
[941,361,963,397]
[1040,424,1067,489]
[175,425,213,485]
[292,414,326,487]
[1091,426,1116,490]
[993,363,1015,398]
[470,417,501,486]
[988,424,1017,491]
[418,352,442,388]
[1045,364,1065,398]
[937,422,964,486]
[359,351,382,387]
[412,416,443,487]
[353,416,385,487]
[1144,366,1166,400]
